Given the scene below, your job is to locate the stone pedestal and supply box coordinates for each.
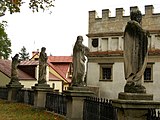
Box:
[64,86,95,120]
[32,84,53,108]
[112,92,160,120]
[6,84,24,102]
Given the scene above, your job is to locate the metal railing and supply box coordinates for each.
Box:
[17,88,34,105]
[0,87,8,100]
[83,97,117,120]
[45,92,67,116]
[147,109,160,120]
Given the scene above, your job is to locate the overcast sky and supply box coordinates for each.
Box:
[1,0,160,58]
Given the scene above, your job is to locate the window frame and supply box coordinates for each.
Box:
[144,63,154,82]
[99,63,113,81]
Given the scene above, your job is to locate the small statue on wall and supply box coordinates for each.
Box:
[72,35,90,87]
[10,54,20,85]
[38,47,48,84]
[123,9,149,93]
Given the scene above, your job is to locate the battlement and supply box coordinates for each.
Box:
[88,5,160,34]
[89,5,155,20]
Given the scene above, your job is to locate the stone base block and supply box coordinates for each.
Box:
[6,83,24,88]
[65,86,95,97]
[32,83,51,90]
[64,87,95,120]
[112,98,160,120]
[33,88,53,108]
[118,92,153,100]
[7,84,24,102]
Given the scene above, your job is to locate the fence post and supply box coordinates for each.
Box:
[6,84,24,102]
[64,87,95,120]
[32,84,53,108]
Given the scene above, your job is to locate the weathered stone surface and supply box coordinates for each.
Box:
[72,36,90,87]
[112,99,160,120]
[64,87,95,120]
[32,83,51,90]
[65,86,95,97]
[123,9,148,93]
[118,92,153,100]
[38,47,48,84]
[88,5,160,34]
[124,83,146,93]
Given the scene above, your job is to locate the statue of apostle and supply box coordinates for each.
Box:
[124,9,149,93]
[10,54,20,84]
[72,35,90,87]
[38,47,48,84]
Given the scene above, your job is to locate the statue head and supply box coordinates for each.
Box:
[41,47,46,52]
[130,9,142,23]
[77,35,83,44]
[12,54,19,60]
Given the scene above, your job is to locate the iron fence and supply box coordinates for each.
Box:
[17,88,34,105]
[147,109,160,120]
[45,92,67,116]
[83,97,117,120]
[27,89,34,105]
[0,87,8,100]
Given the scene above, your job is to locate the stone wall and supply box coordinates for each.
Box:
[88,5,160,35]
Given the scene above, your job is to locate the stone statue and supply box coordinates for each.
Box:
[10,54,20,84]
[38,47,48,84]
[124,9,149,93]
[72,35,90,87]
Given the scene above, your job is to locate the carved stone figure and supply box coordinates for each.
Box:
[72,36,90,86]
[124,10,149,93]
[10,54,20,84]
[38,47,48,84]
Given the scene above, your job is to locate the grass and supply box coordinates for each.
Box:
[0,99,64,120]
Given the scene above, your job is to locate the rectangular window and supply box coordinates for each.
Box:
[101,38,108,51]
[110,37,118,51]
[144,68,151,80]
[99,63,113,81]
[144,63,154,82]
[102,68,111,79]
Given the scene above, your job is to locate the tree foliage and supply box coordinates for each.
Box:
[0,0,54,16]
[19,46,30,61]
[0,21,11,59]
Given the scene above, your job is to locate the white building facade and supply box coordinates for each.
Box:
[86,5,160,100]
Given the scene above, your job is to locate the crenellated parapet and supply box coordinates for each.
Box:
[88,5,160,35]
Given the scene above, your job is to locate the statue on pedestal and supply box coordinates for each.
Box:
[10,54,20,85]
[124,9,149,93]
[38,47,48,84]
[72,36,90,87]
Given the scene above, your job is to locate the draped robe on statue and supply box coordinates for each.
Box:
[124,20,148,89]
[38,47,48,84]
[72,36,89,86]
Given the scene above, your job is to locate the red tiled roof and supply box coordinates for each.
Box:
[30,51,39,60]
[55,64,72,83]
[0,59,35,80]
[48,62,70,83]
[55,64,69,76]
[0,59,11,77]
[49,72,61,81]
[48,56,72,63]
[19,60,39,66]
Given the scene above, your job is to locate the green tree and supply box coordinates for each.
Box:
[19,46,30,61]
[0,0,54,16]
[0,21,11,59]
